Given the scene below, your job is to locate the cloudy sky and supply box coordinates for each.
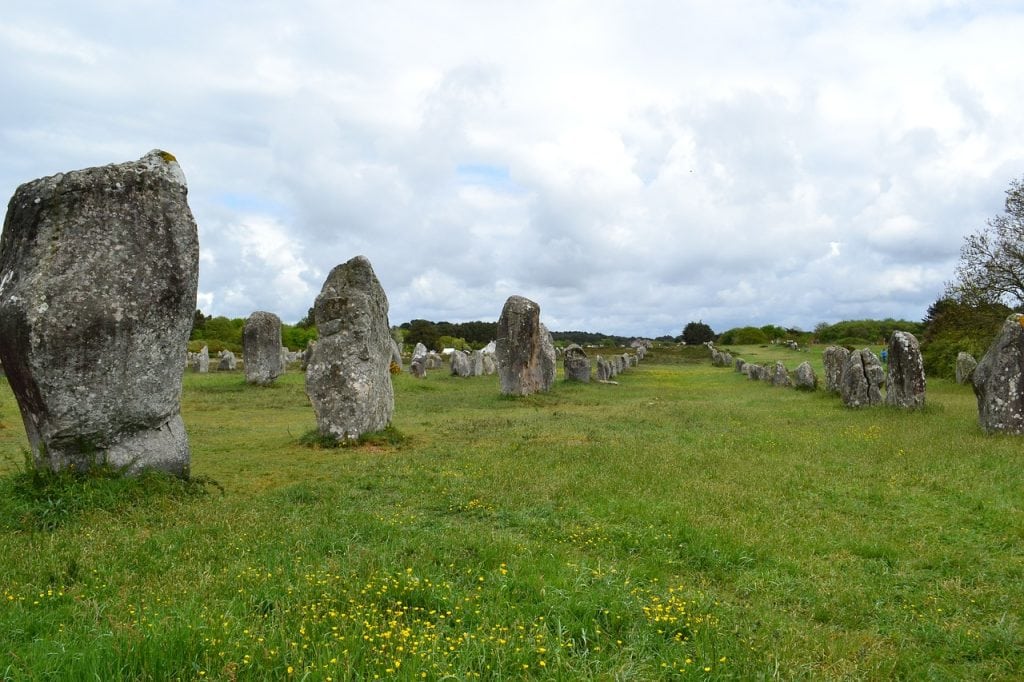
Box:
[2,1,1022,337]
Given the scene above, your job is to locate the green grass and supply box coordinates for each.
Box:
[0,345,1021,680]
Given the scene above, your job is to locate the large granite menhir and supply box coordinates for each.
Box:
[495,295,555,396]
[305,255,394,441]
[243,311,283,385]
[972,314,1024,434]
[0,150,198,476]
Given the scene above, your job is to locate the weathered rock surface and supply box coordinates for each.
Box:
[793,361,818,391]
[450,350,472,377]
[390,337,403,370]
[840,349,885,408]
[885,331,926,409]
[822,346,850,394]
[596,355,611,381]
[496,295,555,396]
[0,150,198,476]
[243,311,284,385]
[770,361,792,387]
[563,344,590,382]
[301,341,316,371]
[304,256,394,441]
[217,349,236,371]
[194,345,210,373]
[408,342,428,378]
[972,314,1024,434]
[956,351,977,385]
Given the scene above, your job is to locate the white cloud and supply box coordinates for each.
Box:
[1,1,1022,335]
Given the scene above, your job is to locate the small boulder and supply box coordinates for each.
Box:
[563,344,591,382]
[793,361,818,391]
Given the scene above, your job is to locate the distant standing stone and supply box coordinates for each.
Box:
[305,255,394,441]
[470,349,485,376]
[217,349,237,371]
[495,295,555,396]
[595,355,611,381]
[450,350,472,377]
[822,346,850,394]
[885,331,926,409]
[793,361,818,391]
[482,353,497,375]
[409,342,427,378]
[840,349,885,408]
[956,352,977,385]
[563,344,591,382]
[194,345,210,373]
[770,361,792,387]
[390,337,403,370]
[972,314,1024,433]
[0,150,198,476]
[301,341,316,371]
[243,311,284,385]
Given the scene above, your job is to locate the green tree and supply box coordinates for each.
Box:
[946,175,1024,306]
[718,326,769,345]
[920,298,1011,379]
[682,320,715,345]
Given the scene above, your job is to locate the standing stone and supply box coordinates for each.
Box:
[636,346,646,360]
[0,150,198,476]
[822,346,850,394]
[495,296,556,396]
[734,358,746,373]
[470,350,485,376]
[301,341,317,371]
[450,350,472,377]
[840,349,885,408]
[885,331,926,409]
[956,352,978,385]
[482,340,497,355]
[482,353,497,375]
[409,342,428,378]
[770,361,792,387]
[390,337,403,371]
[793,361,818,391]
[305,255,394,441]
[243,312,284,385]
[563,344,591,382]
[194,345,210,373]
[217,349,237,371]
[411,342,428,364]
[595,355,611,381]
[972,314,1024,433]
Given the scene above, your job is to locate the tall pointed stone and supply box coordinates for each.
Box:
[0,150,198,476]
[305,256,394,441]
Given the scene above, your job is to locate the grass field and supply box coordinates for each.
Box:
[1,344,1021,680]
